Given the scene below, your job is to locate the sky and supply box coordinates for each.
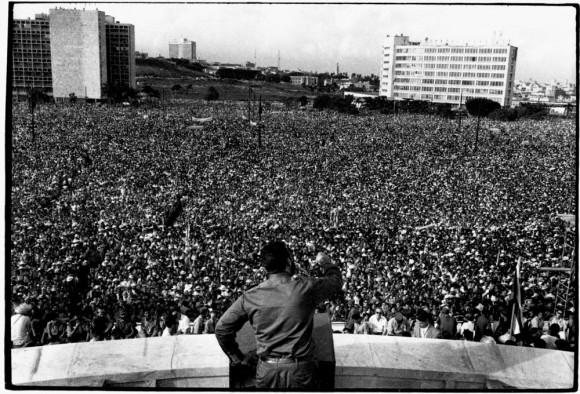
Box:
[9,2,579,82]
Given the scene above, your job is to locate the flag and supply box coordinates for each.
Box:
[509,257,523,338]
[164,198,183,227]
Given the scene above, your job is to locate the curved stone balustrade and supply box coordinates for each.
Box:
[10,334,574,389]
[332,335,574,389]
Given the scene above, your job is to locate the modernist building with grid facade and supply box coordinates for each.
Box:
[380,34,518,107]
[169,38,197,62]
[105,15,136,89]
[12,13,52,95]
[11,8,135,100]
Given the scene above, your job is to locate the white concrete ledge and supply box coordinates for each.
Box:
[11,334,574,389]
[11,335,229,387]
[333,335,574,390]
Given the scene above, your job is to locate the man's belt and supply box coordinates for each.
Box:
[260,355,314,364]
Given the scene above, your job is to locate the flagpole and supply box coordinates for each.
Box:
[509,257,523,340]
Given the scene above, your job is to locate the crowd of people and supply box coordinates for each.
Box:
[10,99,576,351]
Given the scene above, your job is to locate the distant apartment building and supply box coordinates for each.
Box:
[12,13,52,95]
[49,8,108,100]
[105,15,136,89]
[380,34,518,106]
[290,75,318,86]
[135,51,148,59]
[169,38,196,62]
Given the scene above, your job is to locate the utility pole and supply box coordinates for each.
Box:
[258,94,262,149]
[248,85,252,126]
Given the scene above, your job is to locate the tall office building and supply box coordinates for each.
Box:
[380,34,517,107]
[12,8,135,101]
[105,15,136,89]
[12,14,52,95]
[169,38,196,62]
[49,8,108,100]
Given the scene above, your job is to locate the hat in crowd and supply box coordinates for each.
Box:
[15,303,32,315]
[441,306,450,314]
[219,285,227,291]
[475,303,484,312]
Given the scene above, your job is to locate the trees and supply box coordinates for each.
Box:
[313,94,358,115]
[205,86,219,101]
[141,85,160,99]
[488,108,518,121]
[465,98,501,152]
[215,68,261,80]
[554,87,570,100]
[516,103,549,119]
[298,96,308,107]
[103,82,137,104]
[171,84,183,91]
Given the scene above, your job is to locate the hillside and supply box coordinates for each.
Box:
[135,58,323,102]
[136,57,205,79]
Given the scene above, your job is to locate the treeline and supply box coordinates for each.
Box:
[313,95,360,115]
[215,68,261,80]
[312,94,562,120]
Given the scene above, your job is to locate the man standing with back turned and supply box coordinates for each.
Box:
[215,241,342,389]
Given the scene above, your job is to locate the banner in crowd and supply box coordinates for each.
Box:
[192,117,213,123]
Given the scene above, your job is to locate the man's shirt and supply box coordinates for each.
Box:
[178,314,191,334]
[11,314,31,346]
[386,317,409,336]
[368,314,387,334]
[215,261,341,363]
[192,315,204,334]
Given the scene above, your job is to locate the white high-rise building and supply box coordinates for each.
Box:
[380,34,518,107]
[49,8,108,100]
[169,38,196,62]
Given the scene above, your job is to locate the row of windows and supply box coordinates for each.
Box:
[13,38,51,43]
[395,63,507,71]
[395,47,508,55]
[393,92,504,102]
[13,23,49,29]
[14,57,51,62]
[13,33,50,40]
[13,49,51,54]
[13,76,52,82]
[394,73,505,81]
[393,85,504,95]
[13,64,52,69]
[394,78,505,86]
[394,69,510,78]
[13,67,51,72]
[395,55,508,63]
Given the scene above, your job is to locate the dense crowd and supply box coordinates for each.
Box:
[10,99,576,350]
